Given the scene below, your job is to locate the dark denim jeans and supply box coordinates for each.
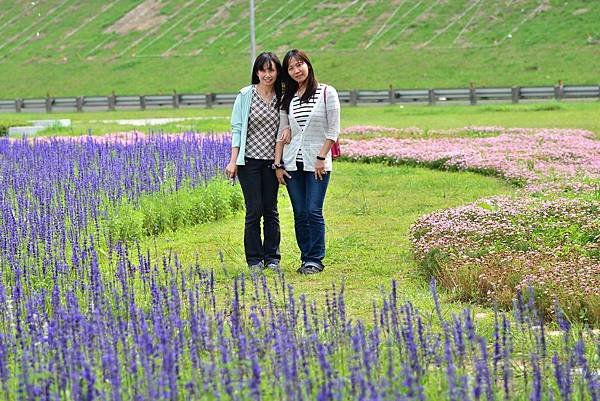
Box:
[237,158,281,266]
[285,163,331,267]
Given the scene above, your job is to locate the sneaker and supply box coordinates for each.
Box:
[265,261,280,270]
[248,261,264,270]
[297,261,324,275]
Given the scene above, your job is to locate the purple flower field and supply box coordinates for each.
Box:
[0,132,598,399]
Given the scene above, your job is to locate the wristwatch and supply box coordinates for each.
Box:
[271,162,285,170]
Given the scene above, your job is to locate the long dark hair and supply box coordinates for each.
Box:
[281,49,318,113]
[251,52,283,108]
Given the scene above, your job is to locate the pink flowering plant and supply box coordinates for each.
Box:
[341,125,514,139]
[411,196,600,322]
[343,127,600,322]
[342,128,600,192]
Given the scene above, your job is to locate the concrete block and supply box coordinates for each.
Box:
[31,119,71,127]
[8,126,45,137]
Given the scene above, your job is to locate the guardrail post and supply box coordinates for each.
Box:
[428,89,436,106]
[206,93,213,108]
[388,85,395,104]
[15,98,23,112]
[108,91,116,111]
[350,89,358,106]
[554,80,564,100]
[172,89,180,109]
[469,82,477,105]
[45,92,53,112]
[76,96,84,112]
[511,86,520,103]
[140,95,146,110]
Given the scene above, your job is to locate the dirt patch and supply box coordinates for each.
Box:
[572,8,588,16]
[315,2,349,10]
[104,0,167,35]
[203,1,234,30]
[417,12,435,22]
[103,41,118,50]
[364,12,392,36]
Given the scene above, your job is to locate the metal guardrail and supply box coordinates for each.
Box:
[1,85,598,113]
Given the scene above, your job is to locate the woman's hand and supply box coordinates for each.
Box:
[276,168,291,185]
[314,159,327,180]
[225,162,237,179]
[279,127,292,144]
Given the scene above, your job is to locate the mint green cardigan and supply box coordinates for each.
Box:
[230,85,253,166]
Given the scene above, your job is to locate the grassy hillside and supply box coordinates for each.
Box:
[0,0,598,97]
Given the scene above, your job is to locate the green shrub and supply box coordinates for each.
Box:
[0,120,24,136]
[106,179,244,242]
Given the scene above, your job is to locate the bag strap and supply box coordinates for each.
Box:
[323,84,328,124]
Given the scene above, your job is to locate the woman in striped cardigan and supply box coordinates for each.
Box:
[274,49,340,275]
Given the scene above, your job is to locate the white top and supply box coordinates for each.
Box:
[277,84,340,172]
[291,85,323,162]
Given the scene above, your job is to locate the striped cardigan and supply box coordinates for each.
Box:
[277,84,340,172]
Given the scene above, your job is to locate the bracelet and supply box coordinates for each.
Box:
[271,162,285,170]
[316,155,326,161]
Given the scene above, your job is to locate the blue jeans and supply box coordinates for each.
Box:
[285,163,330,266]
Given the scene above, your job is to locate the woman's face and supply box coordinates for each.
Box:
[287,56,309,85]
[257,61,277,88]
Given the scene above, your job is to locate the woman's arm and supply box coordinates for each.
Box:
[230,93,244,147]
[323,85,340,142]
[275,109,291,185]
[315,86,341,180]
[226,93,243,178]
[225,147,239,179]
[274,141,290,185]
[277,109,291,144]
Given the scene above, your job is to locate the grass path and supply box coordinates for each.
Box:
[138,162,515,322]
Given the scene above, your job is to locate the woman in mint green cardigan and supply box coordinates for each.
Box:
[225,52,284,270]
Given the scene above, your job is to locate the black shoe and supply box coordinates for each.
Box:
[265,260,280,271]
[248,261,264,270]
[297,261,324,274]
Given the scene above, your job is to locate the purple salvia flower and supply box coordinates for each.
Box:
[493,306,501,385]
[553,353,573,401]
[502,316,512,401]
[430,278,444,324]
[573,339,598,401]
[530,353,542,401]
[476,338,494,401]
[444,330,458,401]
[452,314,466,367]
[0,334,8,394]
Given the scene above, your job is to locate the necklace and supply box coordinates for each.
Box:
[255,85,275,110]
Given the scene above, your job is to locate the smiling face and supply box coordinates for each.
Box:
[257,61,277,88]
[287,56,309,86]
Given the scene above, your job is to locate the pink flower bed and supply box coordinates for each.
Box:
[410,195,600,319]
[342,128,600,192]
[341,125,400,135]
[343,127,600,319]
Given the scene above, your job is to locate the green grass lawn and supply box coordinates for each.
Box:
[0,0,598,97]
[3,101,600,137]
[135,162,515,323]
